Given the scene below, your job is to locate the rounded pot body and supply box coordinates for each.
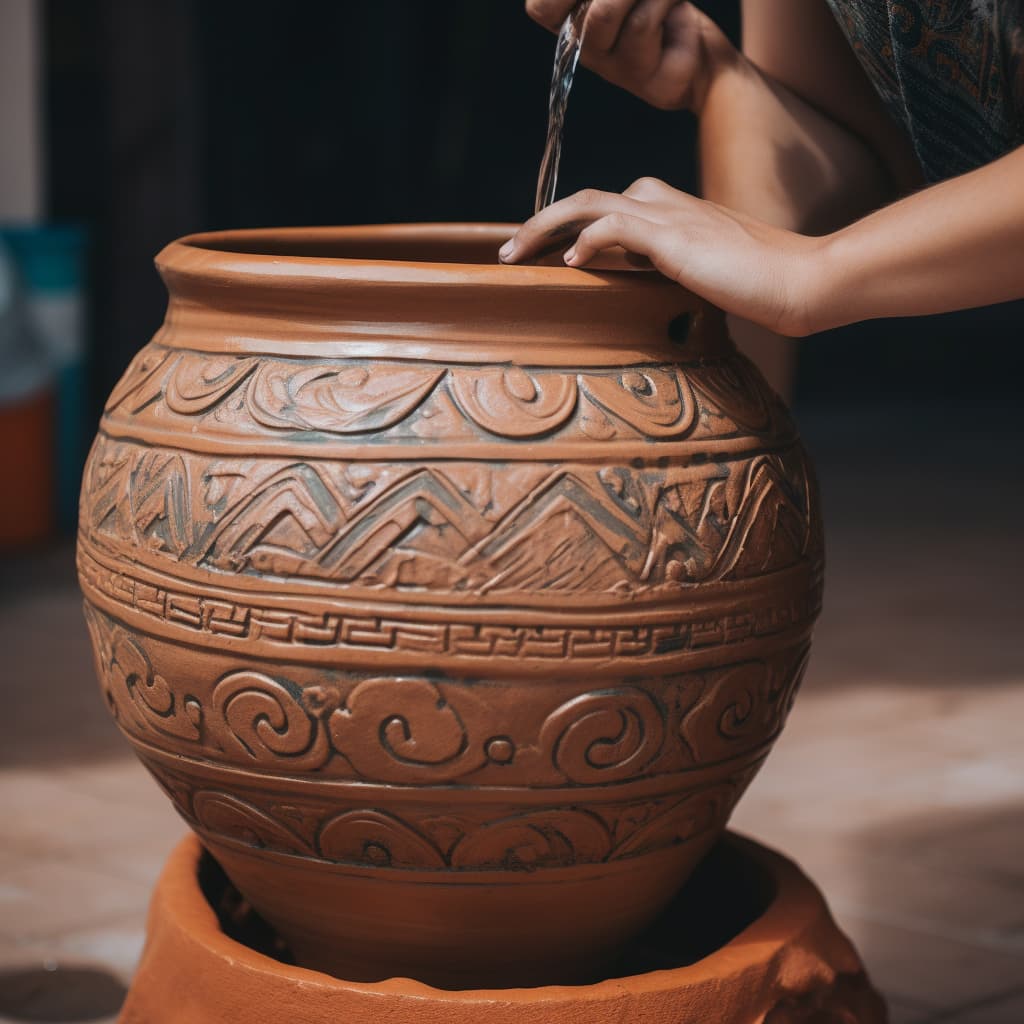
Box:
[77,224,823,988]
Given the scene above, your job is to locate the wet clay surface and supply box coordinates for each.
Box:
[77,224,824,986]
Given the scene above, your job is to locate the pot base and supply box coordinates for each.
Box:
[202,829,725,987]
[120,833,885,1023]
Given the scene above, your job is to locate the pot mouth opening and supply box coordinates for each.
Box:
[167,223,661,286]
[181,223,517,268]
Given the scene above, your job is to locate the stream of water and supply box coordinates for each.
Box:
[534,1,591,214]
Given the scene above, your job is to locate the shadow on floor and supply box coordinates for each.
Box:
[0,965,126,1023]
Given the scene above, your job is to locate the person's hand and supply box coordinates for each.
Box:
[499,177,825,336]
[525,0,735,111]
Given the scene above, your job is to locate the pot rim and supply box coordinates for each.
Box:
[154,222,707,360]
[160,222,660,291]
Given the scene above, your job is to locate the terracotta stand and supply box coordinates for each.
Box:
[121,832,885,1024]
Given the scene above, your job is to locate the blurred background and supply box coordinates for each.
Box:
[0,2,1021,1022]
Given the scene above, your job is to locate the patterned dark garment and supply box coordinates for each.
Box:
[825,0,1024,181]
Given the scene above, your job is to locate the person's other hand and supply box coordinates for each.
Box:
[499,177,825,337]
[525,0,734,111]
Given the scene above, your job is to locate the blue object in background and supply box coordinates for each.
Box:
[2,225,88,534]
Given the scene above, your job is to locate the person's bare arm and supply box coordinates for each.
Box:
[806,145,1024,331]
[697,1,920,394]
[500,146,1024,336]
[512,4,1023,342]
[518,1,927,394]
[728,0,921,218]
[525,0,919,232]
[702,0,918,239]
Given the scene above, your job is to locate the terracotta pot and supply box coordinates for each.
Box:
[78,224,824,988]
[120,833,885,1024]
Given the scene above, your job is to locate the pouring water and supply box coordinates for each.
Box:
[535,2,590,214]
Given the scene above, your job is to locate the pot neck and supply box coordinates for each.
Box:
[154,224,729,367]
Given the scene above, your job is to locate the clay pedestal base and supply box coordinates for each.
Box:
[120,834,885,1024]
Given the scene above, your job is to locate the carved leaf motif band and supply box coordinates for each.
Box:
[100,345,780,445]
[151,768,756,872]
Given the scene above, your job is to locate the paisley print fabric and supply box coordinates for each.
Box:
[825,0,1024,180]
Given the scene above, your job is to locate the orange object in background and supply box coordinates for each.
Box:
[0,385,54,546]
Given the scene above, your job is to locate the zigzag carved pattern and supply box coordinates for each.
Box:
[82,437,818,595]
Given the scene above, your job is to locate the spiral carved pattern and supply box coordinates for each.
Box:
[539,688,666,784]
[449,366,579,438]
[209,672,331,771]
[193,791,311,857]
[318,810,446,869]
[85,608,809,796]
[84,606,200,742]
[448,809,613,870]
[327,678,488,783]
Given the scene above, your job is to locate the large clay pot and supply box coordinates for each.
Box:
[78,224,823,988]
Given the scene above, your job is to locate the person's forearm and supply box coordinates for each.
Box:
[698,53,897,236]
[501,83,1022,342]
[804,146,1024,333]
[695,49,897,396]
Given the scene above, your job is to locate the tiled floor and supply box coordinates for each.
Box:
[1,402,1021,1022]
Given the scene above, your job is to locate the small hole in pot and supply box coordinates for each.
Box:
[668,313,692,345]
